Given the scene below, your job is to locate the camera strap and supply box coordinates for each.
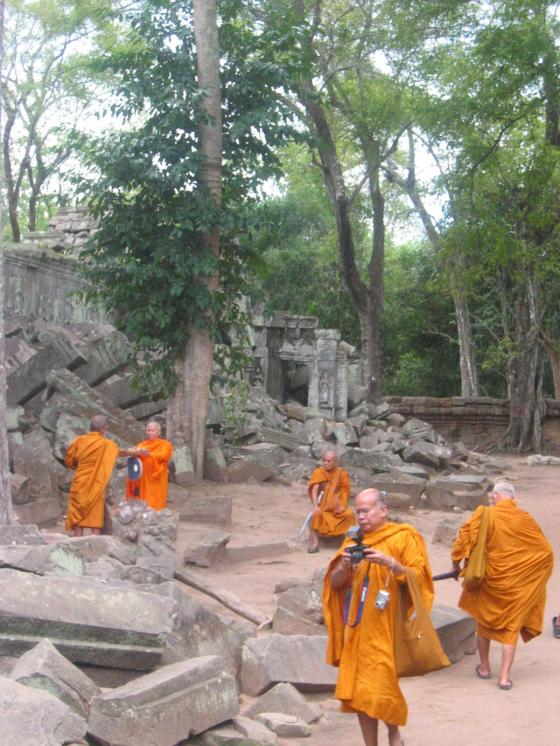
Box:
[344,572,370,628]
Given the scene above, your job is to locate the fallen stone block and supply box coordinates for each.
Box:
[228,457,276,483]
[205,444,229,482]
[432,605,476,663]
[0,524,46,546]
[12,427,61,503]
[424,483,487,511]
[401,417,437,441]
[150,581,254,678]
[199,715,278,745]
[0,675,87,746]
[403,440,452,469]
[88,656,239,746]
[71,328,130,386]
[0,569,175,670]
[182,529,230,568]
[9,638,100,718]
[8,472,30,504]
[370,472,427,501]
[172,443,196,486]
[272,578,325,637]
[432,519,461,547]
[245,682,323,724]
[240,634,338,695]
[179,495,233,526]
[13,497,61,526]
[0,543,84,576]
[226,540,295,564]
[238,443,288,467]
[255,712,312,738]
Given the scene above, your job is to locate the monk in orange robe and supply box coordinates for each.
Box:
[323,489,436,746]
[451,480,553,690]
[307,450,354,552]
[126,421,173,511]
[64,415,121,536]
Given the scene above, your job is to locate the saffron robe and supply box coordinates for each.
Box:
[452,499,553,644]
[126,438,173,511]
[64,432,120,530]
[308,466,354,536]
[323,523,435,726]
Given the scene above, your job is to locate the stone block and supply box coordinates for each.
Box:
[245,682,323,724]
[370,472,427,501]
[238,443,288,467]
[205,444,229,483]
[0,676,87,746]
[272,582,325,637]
[151,581,254,679]
[179,495,233,526]
[255,712,312,738]
[129,398,168,420]
[7,335,87,406]
[13,498,61,526]
[96,372,147,408]
[88,656,239,746]
[71,329,130,386]
[257,426,305,451]
[0,524,46,546]
[432,519,461,547]
[402,440,452,469]
[424,484,487,511]
[9,638,100,718]
[228,458,276,483]
[401,417,436,441]
[9,472,30,504]
[240,634,338,695]
[12,427,61,503]
[0,544,84,577]
[226,540,295,564]
[183,529,230,568]
[0,569,175,670]
[432,605,476,663]
[172,443,196,486]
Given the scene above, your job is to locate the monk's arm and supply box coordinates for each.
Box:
[329,554,353,590]
[451,510,480,567]
[339,470,350,504]
[309,482,322,512]
[363,547,407,576]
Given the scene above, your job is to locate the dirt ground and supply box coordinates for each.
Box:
[176,456,560,746]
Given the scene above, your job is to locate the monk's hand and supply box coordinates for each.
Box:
[333,502,344,516]
[312,505,321,515]
[363,548,392,566]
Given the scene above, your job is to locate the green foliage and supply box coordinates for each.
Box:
[77,0,302,394]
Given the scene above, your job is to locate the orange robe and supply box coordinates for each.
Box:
[308,466,354,537]
[452,499,553,644]
[323,523,435,726]
[64,432,120,530]
[126,438,173,511]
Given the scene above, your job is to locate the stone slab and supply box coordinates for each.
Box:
[88,656,239,746]
[0,569,175,670]
[226,540,295,564]
[245,682,323,724]
[431,605,476,663]
[179,495,233,526]
[0,675,87,746]
[240,634,337,695]
[13,498,61,526]
[9,638,100,718]
[0,524,46,546]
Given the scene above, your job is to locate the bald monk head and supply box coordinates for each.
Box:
[90,415,108,434]
[145,421,161,440]
[491,481,516,503]
[354,488,389,533]
[321,450,338,472]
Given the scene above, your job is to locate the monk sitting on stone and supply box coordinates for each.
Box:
[307,450,354,553]
[125,420,173,511]
[451,480,554,690]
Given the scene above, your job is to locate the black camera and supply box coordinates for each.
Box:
[345,526,368,564]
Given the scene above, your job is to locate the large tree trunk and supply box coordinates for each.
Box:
[540,334,560,400]
[504,274,543,451]
[0,0,14,523]
[167,0,222,479]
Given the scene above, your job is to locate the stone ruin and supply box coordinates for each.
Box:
[0,209,509,744]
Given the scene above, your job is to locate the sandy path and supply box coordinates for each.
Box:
[180,457,560,746]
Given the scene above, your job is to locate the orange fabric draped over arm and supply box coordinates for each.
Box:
[452,499,554,644]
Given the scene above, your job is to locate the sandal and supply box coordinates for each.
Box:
[553,616,560,639]
[475,664,491,679]
[307,545,319,554]
[498,680,513,690]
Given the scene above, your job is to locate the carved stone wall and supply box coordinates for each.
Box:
[384,396,560,453]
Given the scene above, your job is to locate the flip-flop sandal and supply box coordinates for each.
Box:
[553,616,560,639]
[498,680,513,690]
[476,664,491,679]
[307,545,319,553]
